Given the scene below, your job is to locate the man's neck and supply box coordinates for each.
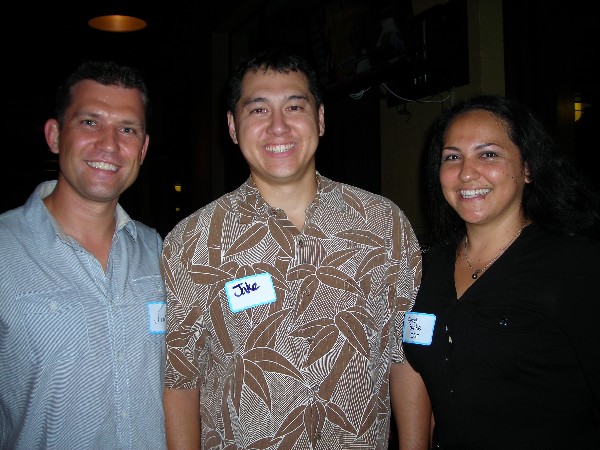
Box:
[253,171,318,231]
[43,183,118,270]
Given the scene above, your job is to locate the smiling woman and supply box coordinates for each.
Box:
[399,94,600,449]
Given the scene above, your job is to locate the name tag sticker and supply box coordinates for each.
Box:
[148,301,167,334]
[403,312,436,345]
[225,273,277,313]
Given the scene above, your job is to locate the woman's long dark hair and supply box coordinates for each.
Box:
[424,94,600,248]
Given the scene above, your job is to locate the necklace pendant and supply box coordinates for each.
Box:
[472,271,479,279]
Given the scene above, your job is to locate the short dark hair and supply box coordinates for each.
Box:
[54,60,150,129]
[227,48,322,116]
[424,94,600,245]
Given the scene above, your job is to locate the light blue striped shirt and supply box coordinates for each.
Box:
[0,181,167,449]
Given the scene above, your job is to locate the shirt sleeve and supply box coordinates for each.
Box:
[391,205,423,363]
[161,225,206,390]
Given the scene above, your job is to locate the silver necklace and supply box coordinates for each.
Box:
[463,224,526,279]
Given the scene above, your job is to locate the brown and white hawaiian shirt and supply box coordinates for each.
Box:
[161,173,422,449]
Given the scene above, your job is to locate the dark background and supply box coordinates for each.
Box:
[2,0,598,238]
[3,1,239,236]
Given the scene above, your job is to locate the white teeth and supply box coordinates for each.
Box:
[265,143,294,153]
[461,188,491,198]
[88,161,117,171]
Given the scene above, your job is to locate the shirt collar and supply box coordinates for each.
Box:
[233,171,346,224]
[24,180,138,252]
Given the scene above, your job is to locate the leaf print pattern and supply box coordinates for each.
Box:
[295,274,318,318]
[356,248,388,280]
[245,308,289,349]
[303,223,329,239]
[224,222,268,257]
[286,263,315,282]
[210,294,234,354]
[321,248,360,267]
[276,404,305,437]
[316,266,362,295]
[335,308,371,357]
[357,396,378,436]
[189,264,231,285]
[305,324,339,366]
[169,347,199,379]
[336,229,385,248]
[162,174,422,449]
[325,401,357,434]
[342,187,367,220]
[268,217,296,257]
[306,399,326,447]
[241,359,271,409]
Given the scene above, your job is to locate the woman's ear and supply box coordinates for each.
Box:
[524,162,532,183]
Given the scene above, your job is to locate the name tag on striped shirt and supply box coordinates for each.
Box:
[148,301,167,334]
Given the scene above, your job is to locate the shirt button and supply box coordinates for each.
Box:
[120,409,129,419]
[298,240,304,248]
[48,301,59,312]
[117,351,125,362]
[316,432,322,439]
[303,289,310,296]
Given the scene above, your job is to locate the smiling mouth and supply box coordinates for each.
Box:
[461,188,491,198]
[265,143,294,153]
[87,161,118,171]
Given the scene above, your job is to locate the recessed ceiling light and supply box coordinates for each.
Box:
[88,15,147,32]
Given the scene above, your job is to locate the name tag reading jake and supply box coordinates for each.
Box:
[403,312,436,345]
[225,273,277,313]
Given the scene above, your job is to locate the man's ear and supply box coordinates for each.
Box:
[318,104,325,137]
[227,111,238,144]
[44,119,60,155]
[139,134,150,165]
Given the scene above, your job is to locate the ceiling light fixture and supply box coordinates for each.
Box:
[88,15,147,32]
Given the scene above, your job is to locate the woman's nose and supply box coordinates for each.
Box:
[458,157,480,181]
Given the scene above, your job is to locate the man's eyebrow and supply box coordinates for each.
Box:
[241,94,310,108]
[73,110,102,119]
[241,97,268,108]
[288,94,309,102]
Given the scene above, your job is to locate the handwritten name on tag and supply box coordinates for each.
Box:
[225,273,277,313]
[148,301,167,334]
[402,312,436,345]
